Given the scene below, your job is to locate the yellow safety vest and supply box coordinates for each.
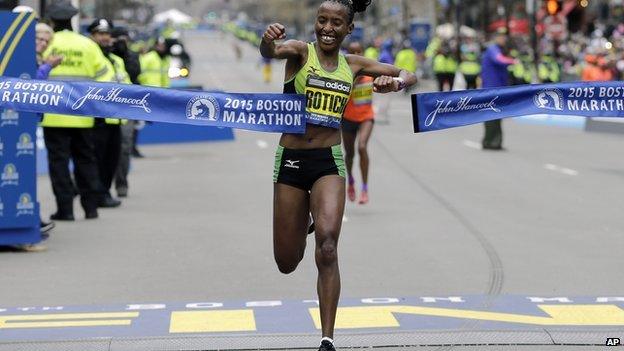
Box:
[538,57,561,82]
[433,54,457,74]
[459,60,481,75]
[364,47,379,61]
[101,53,131,125]
[41,30,110,128]
[395,49,417,73]
[138,51,171,88]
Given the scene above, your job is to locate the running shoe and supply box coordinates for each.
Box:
[347,183,356,202]
[358,190,369,205]
[15,244,47,252]
[41,220,55,235]
[318,340,336,351]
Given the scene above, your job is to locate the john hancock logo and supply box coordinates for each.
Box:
[16,133,35,157]
[16,193,34,217]
[1,109,19,127]
[425,96,501,127]
[186,96,219,121]
[534,88,564,111]
[71,87,151,113]
[1,163,19,187]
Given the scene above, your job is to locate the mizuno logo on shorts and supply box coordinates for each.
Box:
[284,160,300,169]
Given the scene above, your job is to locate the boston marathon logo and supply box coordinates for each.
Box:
[1,164,19,187]
[0,109,19,127]
[16,193,35,217]
[534,89,564,111]
[189,95,304,127]
[0,195,3,217]
[0,137,3,157]
[16,133,35,157]
[425,96,501,127]
[0,80,64,109]
[72,87,151,113]
[565,86,624,112]
[186,96,219,121]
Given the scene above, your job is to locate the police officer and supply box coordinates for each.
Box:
[111,26,141,198]
[395,40,417,93]
[88,18,130,208]
[134,37,171,157]
[138,37,171,88]
[459,51,481,90]
[42,1,110,220]
[538,52,561,83]
[433,44,457,91]
[508,49,526,85]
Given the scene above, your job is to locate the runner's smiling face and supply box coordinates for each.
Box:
[315,1,353,53]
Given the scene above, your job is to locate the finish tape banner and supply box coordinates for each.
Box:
[0,76,306,134]
[412,81,624,133]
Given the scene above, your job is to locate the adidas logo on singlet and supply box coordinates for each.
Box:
[325,81,351,93]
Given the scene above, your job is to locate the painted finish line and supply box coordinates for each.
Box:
[0,296,623,341]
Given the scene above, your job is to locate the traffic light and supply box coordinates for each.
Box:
[546,0,561,15]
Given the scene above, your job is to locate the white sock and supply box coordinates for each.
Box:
[320,336,334,345]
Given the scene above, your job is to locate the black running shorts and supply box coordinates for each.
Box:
[273,145,346,191]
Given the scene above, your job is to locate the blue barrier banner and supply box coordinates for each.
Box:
[412,82,624,133]
[0,76,307,134]
[0,11,40,244]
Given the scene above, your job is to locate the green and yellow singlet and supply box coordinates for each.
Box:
[284,43,353,129]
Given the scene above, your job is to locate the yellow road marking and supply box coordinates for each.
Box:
[0,312,140,329]
[170,310,256,333]
[309,305,624,329]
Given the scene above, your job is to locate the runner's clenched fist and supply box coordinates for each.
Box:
[263,23,286,43]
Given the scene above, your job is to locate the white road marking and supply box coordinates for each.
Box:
[462,140,482,150]
[256,140,268,149]
[544,163,579,176]
[560,168,579,176]
[544,163,558,171]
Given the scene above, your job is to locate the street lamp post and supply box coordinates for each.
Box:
[528,0,538,62]
[40,0,47,19]
[454,0,461,60]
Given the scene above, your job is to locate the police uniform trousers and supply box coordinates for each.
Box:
[93,120,121,197]
[482,119,503,149]
[115,121,134,193]
[436,73,455,92]
[464,74,478,90]
[43,127,102,214]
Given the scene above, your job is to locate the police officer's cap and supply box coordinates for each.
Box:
[111,26,129,38]
[88,18,114,34]
[46,0,78,20]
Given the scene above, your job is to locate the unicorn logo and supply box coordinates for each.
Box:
[186,96,219,121]
[1,109,19,127]
[16,133,35,156]
[16,193,34,217]
[1,163,19,187]
[534,89,564,111]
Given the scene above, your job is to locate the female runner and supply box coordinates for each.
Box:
[260,1,417,349]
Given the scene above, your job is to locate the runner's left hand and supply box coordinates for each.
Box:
[373,75,399,93]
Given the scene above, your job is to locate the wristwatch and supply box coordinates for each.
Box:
[393,77,406,91]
